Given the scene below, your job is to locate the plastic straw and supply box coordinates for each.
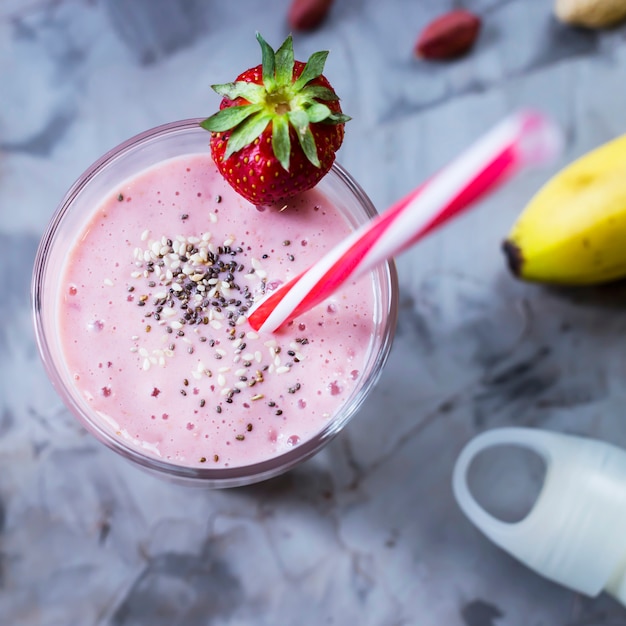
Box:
[248,110,562,332]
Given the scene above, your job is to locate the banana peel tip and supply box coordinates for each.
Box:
[502,239,523,278]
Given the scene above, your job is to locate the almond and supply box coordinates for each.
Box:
[555,0,626,28]
[288,0,334,31]
[415,10,482,60]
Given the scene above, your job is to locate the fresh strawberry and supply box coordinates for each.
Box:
[200,33,349,206]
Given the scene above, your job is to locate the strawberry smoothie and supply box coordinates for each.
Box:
[34,120,397,484]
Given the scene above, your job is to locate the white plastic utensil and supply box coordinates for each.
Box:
[453,427,626,604]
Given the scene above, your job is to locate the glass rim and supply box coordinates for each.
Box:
[31,118,398,487]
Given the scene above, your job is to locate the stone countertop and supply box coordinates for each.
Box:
[2,1,626,624]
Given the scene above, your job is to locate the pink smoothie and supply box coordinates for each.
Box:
[58,153,376,468]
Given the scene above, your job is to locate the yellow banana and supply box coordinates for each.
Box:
[503,133,626,285]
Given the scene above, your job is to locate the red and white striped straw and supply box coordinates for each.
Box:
[248,110,562,333]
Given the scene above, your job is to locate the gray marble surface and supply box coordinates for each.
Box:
[3,0,626,624]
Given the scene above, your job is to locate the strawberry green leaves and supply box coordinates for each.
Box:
[288,108,319,167]
[292,50,328,91]
[272,115,291,171]
[200,33,349,172]
[274,35,295,88]
[202,103,262,132]
[221,111,273,158]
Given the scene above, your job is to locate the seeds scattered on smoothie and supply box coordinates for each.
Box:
[129,224,310,415]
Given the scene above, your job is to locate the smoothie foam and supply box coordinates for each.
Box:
[58,152,377,469]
